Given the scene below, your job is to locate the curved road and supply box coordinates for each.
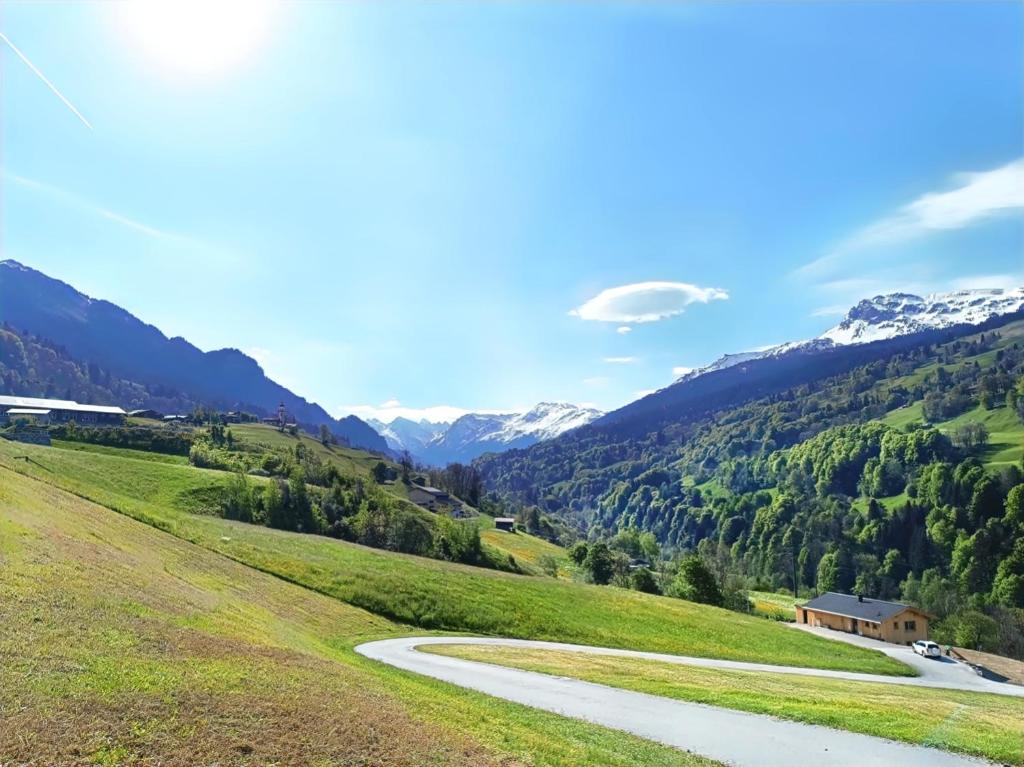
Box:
[356,636,1018,767]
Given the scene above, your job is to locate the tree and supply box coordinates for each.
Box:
[371,461,389,484]
[1004,484,1024,532]
[816,548,854,594]
[583,542,615,585]
[670,555,724,606]
[951,422,989,451]
[264,479,288,530]
[398,450,414,483]
[630,567,660,594]
[991,538,1024,607]
[221,471,254,523]
[319,424,332,445]
[951,610,1001,652]
[568,541,589,566]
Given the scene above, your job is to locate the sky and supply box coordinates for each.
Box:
[1,1,1022,423]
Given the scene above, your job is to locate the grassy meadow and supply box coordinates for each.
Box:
[881,402,1024,468]
[426,645,1024,765]
[477,515,568,575]
[0,437,909,674]
[229,422,407,487]
[0,465,718,767]
[747,590,799,621]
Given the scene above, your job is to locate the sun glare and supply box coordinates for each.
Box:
[113,0,278,78]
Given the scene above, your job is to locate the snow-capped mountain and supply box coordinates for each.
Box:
[821,288,1024,345]
[425,402,602,464]
[677,287,1024,384]
[366,417,448,454]
[376,403,602,465]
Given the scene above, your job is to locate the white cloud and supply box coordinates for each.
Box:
[633,389,656,399]
[570,281,728,324]
[799,158,1024,277]
[616,326,633,335]
[671,365,695,377]
[582,376,611,387]
[603,356,637,364]
[336,403,516,424]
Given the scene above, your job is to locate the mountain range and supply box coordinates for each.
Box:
[676,288,1024,386]
[3,258,1020,470]
[0,260,388,453]
[370,402,603,465]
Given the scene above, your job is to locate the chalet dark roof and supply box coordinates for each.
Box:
[799,592,917,623]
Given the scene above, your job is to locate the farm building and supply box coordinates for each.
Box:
[796,592,931,644]
[4,408,52,424]
[494,517,515,532]
[408,485,462,513]
[128,409,163,419]
[0,396,125,426]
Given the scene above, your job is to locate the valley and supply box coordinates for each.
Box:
[3,3,1021,764]
[2,269,1023,766]
[2,277,1023,766]
[5,421,1020,766]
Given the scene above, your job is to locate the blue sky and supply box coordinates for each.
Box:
[2,1,1022,422]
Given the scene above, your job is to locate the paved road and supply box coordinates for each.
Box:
[356,636,1010,767]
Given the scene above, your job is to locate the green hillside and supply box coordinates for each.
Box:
[883,402,1024,467]
[0,437,905,674]
[229,422,401,486]
[0,463,717,767]
[477,515,569,575]
[477,321,1024,656]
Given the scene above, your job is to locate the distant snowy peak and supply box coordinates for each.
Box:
[502,402,604,441]
[367,417,448,453]
[436,402,602,448]
[400,402,603,465]
[821,288,1024,345]
[674,287,1024,385]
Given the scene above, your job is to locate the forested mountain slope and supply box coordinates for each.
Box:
[478,317,1024,640]
[0,260,386,451]
[1,324,197,414]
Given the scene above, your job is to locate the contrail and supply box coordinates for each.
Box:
[0,31,92,129]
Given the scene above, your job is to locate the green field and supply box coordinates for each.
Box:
[426,645,1024,765]
[748,590,799,620]
[51,438,191,465]
[0,438,908,674]
[477,515,568,575]
[0,464,716,767]
[881,402,1024,467]
[227,422,412,490]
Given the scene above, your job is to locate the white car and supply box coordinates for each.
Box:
[913,640,942,658]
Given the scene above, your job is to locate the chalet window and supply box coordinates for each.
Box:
[893,622,898,630]
[904,620,916,631]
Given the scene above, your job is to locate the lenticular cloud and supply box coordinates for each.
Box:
[571,281,728,324]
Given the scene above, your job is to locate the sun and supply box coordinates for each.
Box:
[112,0,279,79]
